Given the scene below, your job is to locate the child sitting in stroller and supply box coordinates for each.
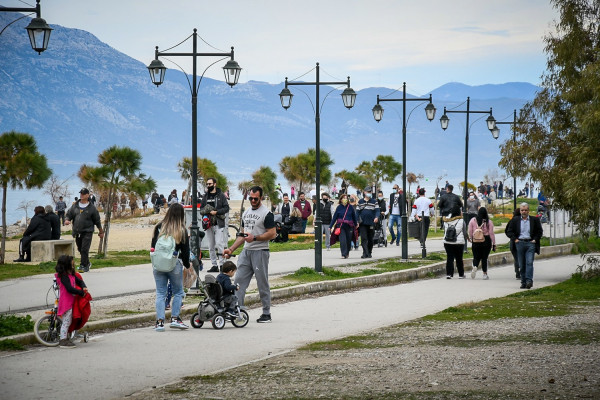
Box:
[216,261,239,315]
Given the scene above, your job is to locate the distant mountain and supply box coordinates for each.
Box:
[0,12,539,198]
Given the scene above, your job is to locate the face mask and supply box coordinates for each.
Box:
[378,196,383,200]
[342,199,348,205]
[364,193,371,198]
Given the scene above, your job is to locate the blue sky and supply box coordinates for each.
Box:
[3,0,557,94]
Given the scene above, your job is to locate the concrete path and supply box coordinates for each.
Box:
[0,233,513,313]
[0,255,581,400]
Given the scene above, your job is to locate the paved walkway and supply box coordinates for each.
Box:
[0,255,581,400]
[0,233,513,313]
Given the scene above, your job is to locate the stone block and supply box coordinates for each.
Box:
[31,239,75,263]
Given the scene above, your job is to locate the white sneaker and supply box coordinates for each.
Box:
[471,266,478,279]
[446,275,452,279]
[458,275,466,279]
[483,273,489,280]
[170,317,189,330]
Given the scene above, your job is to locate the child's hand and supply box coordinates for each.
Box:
[83,288,89,294]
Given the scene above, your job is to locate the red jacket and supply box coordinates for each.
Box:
[293,199,312,219]
[69,275,92,333]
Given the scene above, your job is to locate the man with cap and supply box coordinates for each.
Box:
[356,186,380,258]
[65,188,104,272]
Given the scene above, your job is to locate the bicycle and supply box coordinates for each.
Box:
[33,277,88,346]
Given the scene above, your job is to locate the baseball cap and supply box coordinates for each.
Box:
[364,186,372,192]
[79,188,90,195]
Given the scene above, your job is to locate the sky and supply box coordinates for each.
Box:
[3,0,558,95]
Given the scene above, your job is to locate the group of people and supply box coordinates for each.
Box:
[13,205,61,263]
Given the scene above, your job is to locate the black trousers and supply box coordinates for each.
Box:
[444,243,464,277]
[359,225,375,256]
[75,231,94,267]
[472,235,492,272]
[18,237,33,260]
[57,211,66,225]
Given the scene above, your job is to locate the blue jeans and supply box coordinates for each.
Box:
[388,214,401,243]
[153,259,184,321]
[516,241,535,285]
[302,219,308,233]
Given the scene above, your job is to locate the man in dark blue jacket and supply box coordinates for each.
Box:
[357,186,380,259]
[14,206,52,262]
[505,203,543,289]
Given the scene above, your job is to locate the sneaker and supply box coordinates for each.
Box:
[77,265,85,272]
[471,266,478,279]
[396,242,400,246]
[520,284,527,289]
[526,281,533,289]
[170,316,189,329]
[59,338,76,349]
[483,273,489,280]
[207,266,219,273]
[82,263,91,273]
[458,275,466,279]
[446,275,452,279]
[155,320,165,332]
[390,238,396,245]
[257,314,272,323]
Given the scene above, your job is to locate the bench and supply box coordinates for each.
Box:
[288,233,315,240]
[31,239,75,263]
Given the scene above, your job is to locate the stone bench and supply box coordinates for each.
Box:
[31,239,75,263]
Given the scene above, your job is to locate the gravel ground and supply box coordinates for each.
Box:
[128,307,600,400]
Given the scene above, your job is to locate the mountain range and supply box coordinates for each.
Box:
[0,12,538,198]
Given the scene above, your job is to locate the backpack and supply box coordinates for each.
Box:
[151,229,179,272]
[472,221,486,243]
[444,221,458,242]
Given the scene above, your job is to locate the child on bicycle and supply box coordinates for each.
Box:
[216,261,239,314]
[55,255,88,349]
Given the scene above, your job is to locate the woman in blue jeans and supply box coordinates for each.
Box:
[151,203,190,331]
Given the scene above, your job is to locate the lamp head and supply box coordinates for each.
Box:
[279,86,293,110]
[147,59,167,86]
[372,103,383,122]
[491,125,500,139]
[25,17,52,54]
[223,59,242,87]
[486,114,497,131]
[424,102,436,121]
[440,111,449,131]
[341,87,357,109]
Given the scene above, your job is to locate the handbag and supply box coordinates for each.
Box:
[334,206,350,236]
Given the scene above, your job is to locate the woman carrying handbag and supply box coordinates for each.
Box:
[330,194,358,259]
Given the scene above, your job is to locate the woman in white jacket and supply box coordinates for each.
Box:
[442,211,468,279]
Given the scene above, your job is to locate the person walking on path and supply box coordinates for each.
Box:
[437,184,463,228]
[356,186,380,259]
[56,196,67,226]
[504,208,522,280]
[224,186,276,323]
[505,202,543,289]
[319,193,334,250]
[293,192,312,233]
[199,177,230,273]
[150,203,190,331]
[468,207,496,280]
[64,188,104,273]
[45,205,61,240]
[411,188,434,245]
[466,191,480,223]
[329,194,357,259]
[388,185,405,246]
[442,210,468,279]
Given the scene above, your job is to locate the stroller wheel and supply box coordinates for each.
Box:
[83,332,89,343]
[212,314,226,329]
[190,313,204,329]
[231,310,249,328]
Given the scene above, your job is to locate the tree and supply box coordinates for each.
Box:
[43,175,72,205]
[0,131,52,264]
[279,148,334,194]
[354,155,403,192]
[177,157,228,199]
[334,170,367,194]
[499,0,600,234]
[79,146,149,256]
[406,172,424,205]
[252,166,279,208]
[16,200,36,222]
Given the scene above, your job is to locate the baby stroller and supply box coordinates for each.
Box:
[537,203,549,224]
[373,217,388,248]
[190,274,249,329]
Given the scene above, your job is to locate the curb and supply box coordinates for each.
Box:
[3,243,575,346]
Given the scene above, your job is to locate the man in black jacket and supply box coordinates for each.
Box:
[200,177,230,273]
[45,205,61,240]
[437,184,463,227]
[14,206,52,262]
[319,193,334,250]
[65,188,104,272]
[505,203,543,289]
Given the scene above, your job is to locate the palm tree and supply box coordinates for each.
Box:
[0,131,52,264]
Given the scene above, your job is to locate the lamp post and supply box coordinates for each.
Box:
[491,109,536,210]
[0,0,52,53]
[371,82,436,261]
[279,62,356,273]
[148,29,241,268]
[439,97,496,250]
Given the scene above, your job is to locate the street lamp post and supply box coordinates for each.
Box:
[491,109,536,210]
[439,97,496,250]
[279,62,356,273]
[371,82,436,261]
[148,29,241,271]
[0,0,52,54]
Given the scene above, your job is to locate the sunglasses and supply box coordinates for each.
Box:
[249,196,260,201]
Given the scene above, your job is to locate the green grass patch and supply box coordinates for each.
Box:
[108,309,144,315]
[300,334,382,351]
[0,314,34,337]
[0,339,26,351]
[422,274,600,323]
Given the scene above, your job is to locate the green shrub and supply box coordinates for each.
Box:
[0,314,34,337]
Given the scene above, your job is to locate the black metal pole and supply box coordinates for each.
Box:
[401,83,408,261]
[190,30,200,286]
[463,97,470,252]
[315,63,322,273]
[512,109,517,211]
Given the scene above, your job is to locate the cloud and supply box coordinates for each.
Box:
[449,26,510,37]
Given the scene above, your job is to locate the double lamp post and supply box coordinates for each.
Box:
[279,63,357,273]
[0,0,52,54]
[147,29,242,263]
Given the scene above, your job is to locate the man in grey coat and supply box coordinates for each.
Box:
[65,188,104,272]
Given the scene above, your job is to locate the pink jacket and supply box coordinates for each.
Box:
[468,218,496,245]
[56,273,77,316]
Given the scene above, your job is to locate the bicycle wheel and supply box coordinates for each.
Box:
[34,314,61,347]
